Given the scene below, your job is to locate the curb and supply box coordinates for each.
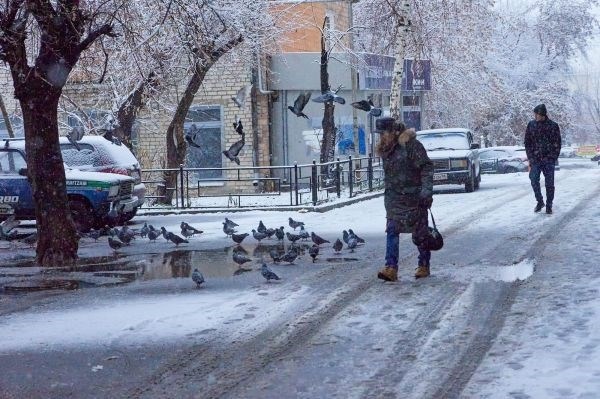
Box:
[137,190,384,216]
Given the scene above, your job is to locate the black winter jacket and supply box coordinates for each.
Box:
[524,118,561,164]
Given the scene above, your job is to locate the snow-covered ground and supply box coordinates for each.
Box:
[0,159,598,398]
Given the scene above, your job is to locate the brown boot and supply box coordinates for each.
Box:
[377,266,398,282]
[414,265,430,279]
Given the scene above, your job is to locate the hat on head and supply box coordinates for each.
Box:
[375,117,405,133]
[533,103,547,117]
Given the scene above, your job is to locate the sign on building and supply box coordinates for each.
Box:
[402,59,431,91]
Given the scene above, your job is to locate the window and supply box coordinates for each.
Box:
[60,143,98,167]
[185,106,223,181]
[66,109,111,130]
[0,115,24,138]
[0,150,27,174]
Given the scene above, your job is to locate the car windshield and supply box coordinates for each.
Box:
[417,133,470,151]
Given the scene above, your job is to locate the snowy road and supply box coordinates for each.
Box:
[0,160,599,398]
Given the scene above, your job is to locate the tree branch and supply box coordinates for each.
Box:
[77,23,115,53]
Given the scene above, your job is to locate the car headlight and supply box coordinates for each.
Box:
[450,159,468,169]
[108,185,119,197]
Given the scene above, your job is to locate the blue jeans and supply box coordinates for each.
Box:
[385,215,431,270]
[529,160,555,206]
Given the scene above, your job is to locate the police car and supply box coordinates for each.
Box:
[0,138,137,231]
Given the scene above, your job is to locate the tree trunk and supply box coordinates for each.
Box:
[320,16,337,179]
[116,73,157,151]
[162,63,211,205]
[0,93,15,138]
[20,84,79,267]
[389,1,411,119]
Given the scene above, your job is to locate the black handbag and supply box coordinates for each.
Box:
[413,209,444,251]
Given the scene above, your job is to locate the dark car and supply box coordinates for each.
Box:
[0,139,137,231]
[479,146,529,174]
[416,128,481,192]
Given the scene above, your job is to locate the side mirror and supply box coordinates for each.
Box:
[470,143,480,149]
[18,168,28,176]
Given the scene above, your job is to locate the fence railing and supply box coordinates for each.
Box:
[139,154,384,210]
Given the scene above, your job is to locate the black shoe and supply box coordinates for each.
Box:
[534,202,545,212]
[546,206,552,214]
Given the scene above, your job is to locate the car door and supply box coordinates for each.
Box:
[0,149,34,218]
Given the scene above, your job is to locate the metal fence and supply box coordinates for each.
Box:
[140,155,384,210]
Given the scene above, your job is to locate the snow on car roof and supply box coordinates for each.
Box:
[59,136,139,167]
[417,128,471,135]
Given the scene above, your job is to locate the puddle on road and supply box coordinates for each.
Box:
[494,259,535,282]
[0,242,316,292]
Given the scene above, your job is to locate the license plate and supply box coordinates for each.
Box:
[0,204,15,215]
[433,173,447,181]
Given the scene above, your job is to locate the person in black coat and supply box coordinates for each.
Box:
[524,104,561,214]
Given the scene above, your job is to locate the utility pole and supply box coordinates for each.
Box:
[389,0,411,120]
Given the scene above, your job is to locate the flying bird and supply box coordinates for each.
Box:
[309,245,319,263]
[222,134,245,165]
[288,217,305,230]
[66,126,85,151]
[333,238,343,254]
[311,232,330,246]
[231,84,252,108]
[312,86,346,105]
[287,91,311,119]
[192,268,205,287]
[185,124,201,149]
[351,99,383,117]
[261,263,280,283]
[233,118,244,135]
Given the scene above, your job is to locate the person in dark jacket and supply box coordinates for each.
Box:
[376,117,434,282]
[524,104,561,214]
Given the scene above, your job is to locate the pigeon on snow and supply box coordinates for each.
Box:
[311,232,330,246]
[333,238,343,254]
[192,268,205,287]
[288,217,305,230]
[261,263,280,283]
[231,232,249,244]
[309,244,320,263]
[233,251,252,266]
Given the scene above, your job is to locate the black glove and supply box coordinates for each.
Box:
[418,196,433,209]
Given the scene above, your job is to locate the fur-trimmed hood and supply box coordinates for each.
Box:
[398,128,417,146]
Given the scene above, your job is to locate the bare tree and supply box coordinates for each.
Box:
[0,0,117,266]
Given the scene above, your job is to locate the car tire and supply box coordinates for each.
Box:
[465,171,475,193]
[118,207,138,224]
[69,199,95,233]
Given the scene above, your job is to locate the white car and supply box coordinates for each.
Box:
[60,135,145,222]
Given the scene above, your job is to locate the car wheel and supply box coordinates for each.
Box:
[465,170,475,193]
[118,207,138,224]
[69,199,95,233]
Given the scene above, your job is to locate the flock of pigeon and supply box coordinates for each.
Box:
[98,221,203,252]
[184,83,382,166]
[189,216,367,287]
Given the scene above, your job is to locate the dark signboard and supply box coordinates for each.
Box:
[402,59,431,91]
[359,53,395,90]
